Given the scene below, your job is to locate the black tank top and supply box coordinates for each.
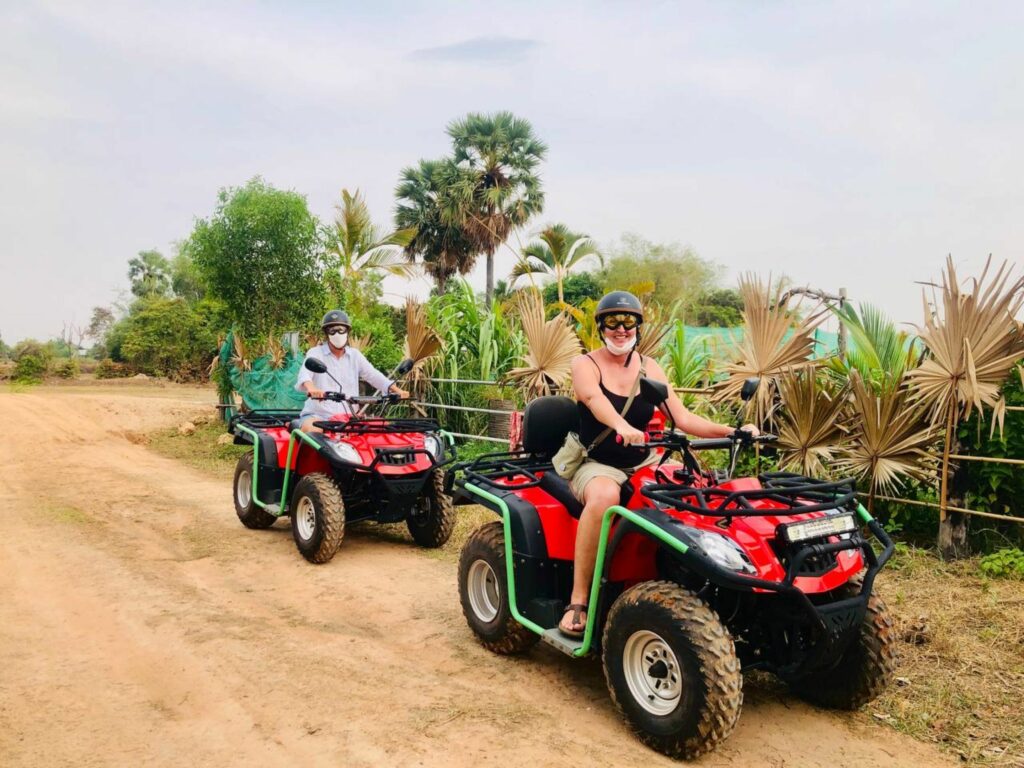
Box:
[577,355,654,468]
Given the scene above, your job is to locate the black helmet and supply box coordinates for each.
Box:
[595,291,643,323]
[321,309,351,331]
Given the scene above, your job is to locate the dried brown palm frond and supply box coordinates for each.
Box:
[906,256,1024,431]
[402,297,443,394]
[834,372,936,507]
[348,332,372,351]
[636,301,675,359]
[506,289,583,398]
[230,334,251,372]
[774,369,849,477]
[264,335,287,370]
[711,274,828,426]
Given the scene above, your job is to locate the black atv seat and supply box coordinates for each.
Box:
[522,395,580,456]
[538,471,635,519]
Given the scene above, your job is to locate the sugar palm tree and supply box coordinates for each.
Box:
[905,256,1024,556]
[444,112,547,305]
[511,224,601,305]
[395,159,476,293]
[128,250,172,298]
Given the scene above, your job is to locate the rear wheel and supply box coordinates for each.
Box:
[233,452,276,529]
[787,578,896,709]
[406,469,455,548]
[290,473,346,564]
[602,581,743,760]
[458,521,539,655]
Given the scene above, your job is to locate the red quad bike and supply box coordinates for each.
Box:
[228,358,456,564]
[449,377,896,760]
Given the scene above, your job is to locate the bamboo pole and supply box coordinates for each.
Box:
[863,493,1024,525]
[939,403,955,523]
[948,454,1024,466]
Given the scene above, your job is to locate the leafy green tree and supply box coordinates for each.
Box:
[692,288,743,327]
[512,224,602,305]
[184,177,325,338]
[0,333,9,360]
[325,189,417,312]
[128,250,172,298]
[395,159,475,293]
[601,235,722,315]
[119,297,226,380]
[445,112,547,305]
[11,339,53,383]
[542,271,603,308]
[169,251,207,302]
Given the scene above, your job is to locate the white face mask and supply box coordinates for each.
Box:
[604,335,637,356]
[328,331,348,349]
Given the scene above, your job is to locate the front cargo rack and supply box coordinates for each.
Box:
[316,417,442,435]
[640,471,857,517]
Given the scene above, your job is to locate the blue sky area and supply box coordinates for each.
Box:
[2,1,1022,343]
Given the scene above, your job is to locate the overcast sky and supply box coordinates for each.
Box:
[2,1,1022,344]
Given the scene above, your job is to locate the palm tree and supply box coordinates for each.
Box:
[511,224,601,305]
[827,302,918,393]
[395,159,475,293]
[128,250,171,298]
[445,112,547,305]
[327,189,417,287]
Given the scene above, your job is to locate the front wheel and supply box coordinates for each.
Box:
[458,521,539,655]
[602,581,743,760]
[290,473,346,564]
[233,452,276,529]
[787,579,896,709]
[406,469,455,548]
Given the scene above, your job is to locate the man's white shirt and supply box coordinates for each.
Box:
[295,343,392,419]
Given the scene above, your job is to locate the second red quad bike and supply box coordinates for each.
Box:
[229,358,456,563]
[449,377,895,759]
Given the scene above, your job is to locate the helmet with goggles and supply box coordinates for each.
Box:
[594,291,643,328]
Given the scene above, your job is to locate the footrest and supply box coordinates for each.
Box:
[264,504,283,516]
[540,628,585,656]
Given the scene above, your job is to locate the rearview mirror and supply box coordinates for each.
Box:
[304,358,328,374]
[396,358,414,376]
[740,377,759,402]
[639,377,669,406]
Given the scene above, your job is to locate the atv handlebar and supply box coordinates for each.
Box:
[616,430,777,450]
[309,391,405,406]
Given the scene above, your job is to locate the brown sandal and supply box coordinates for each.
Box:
[559,603,588,639]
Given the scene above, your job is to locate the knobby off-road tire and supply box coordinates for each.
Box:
[602,581,743,760]
[233,452,276,529]
[290,473,346,564]
[458,521,540,655]
[788,577,896,709]
[406,469,455,548]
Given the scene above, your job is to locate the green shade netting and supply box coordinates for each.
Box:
[219,331,305,411]
[675,326,840,361]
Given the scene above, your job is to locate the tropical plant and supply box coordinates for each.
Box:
[506,290,582,398]
[395,159,476,292]
[773,369,849,477]
[512,224,602,306]
[660,321,712,404]
[635,300,677,360]
[835,372,936,511]
[542,271,603,309]
[444,111,547,304]
[905,256,1024,556]
[828,302,917,393]
[401,298,442,395]
[128,250,172,299]
[711,274,827,427]
[326,189,417,311]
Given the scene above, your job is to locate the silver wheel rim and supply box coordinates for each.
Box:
[622,630,683,716]
[466,559,500,622]
[295,496,316,541]
[236,469,252,508]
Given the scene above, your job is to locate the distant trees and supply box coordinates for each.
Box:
[128,250,172,298]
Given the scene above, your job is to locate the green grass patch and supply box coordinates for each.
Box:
[148,418,245,477]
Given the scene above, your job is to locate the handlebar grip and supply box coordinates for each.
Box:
[615,432,650,445]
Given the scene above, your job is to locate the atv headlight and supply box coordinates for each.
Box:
[692,530,755,574]
[779,514,856,545]
[329,439,362,464]
[424,434,443,461]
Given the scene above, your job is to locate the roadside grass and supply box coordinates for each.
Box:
[864,545,1024,765]
[147,421,1024,764]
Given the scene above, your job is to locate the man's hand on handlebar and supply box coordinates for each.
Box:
[305,386,325,400]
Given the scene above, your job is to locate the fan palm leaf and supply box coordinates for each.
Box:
[711,274,827,426]
[828,302,918,393]
[774,369,849,476]
[506,290,583,397]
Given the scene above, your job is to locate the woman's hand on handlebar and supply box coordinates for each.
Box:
[737,423,760,439]
[616,424,647,446]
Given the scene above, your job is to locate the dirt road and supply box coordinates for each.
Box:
[0,386,955,767]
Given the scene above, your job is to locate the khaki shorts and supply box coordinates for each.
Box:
[570,451,659,501]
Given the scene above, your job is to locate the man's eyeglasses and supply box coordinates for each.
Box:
[600,313,640,331]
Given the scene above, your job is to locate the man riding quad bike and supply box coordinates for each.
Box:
[228,310,456,563]
[448,378,895,759]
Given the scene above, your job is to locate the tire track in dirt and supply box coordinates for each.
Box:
[0,387,956,767]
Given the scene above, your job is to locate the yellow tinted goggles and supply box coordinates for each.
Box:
[600,313,640,330]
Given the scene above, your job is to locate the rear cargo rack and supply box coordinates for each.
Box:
[640,471,857,517]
